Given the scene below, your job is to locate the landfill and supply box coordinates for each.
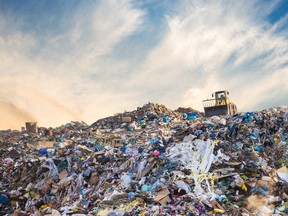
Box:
[1,102,288,215]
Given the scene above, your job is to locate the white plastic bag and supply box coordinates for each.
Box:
[121,173,131,188]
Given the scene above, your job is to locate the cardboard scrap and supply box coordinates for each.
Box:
[111,139,124,148]
[121,116,132,123]
[210,200,225,211]
[154,187,170,203]
[245,194,274,215]
[141,160,157,178]
[94,149,106,156]
[276,166,288,183]
[59,170,68,180]
[158,196,167,205]
[38,141,54,148]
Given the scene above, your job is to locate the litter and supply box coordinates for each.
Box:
[0,103,288,215]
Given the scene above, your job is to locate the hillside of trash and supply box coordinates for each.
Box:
[0,102,288,215]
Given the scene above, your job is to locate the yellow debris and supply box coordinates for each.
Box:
[241,183,248,191]
[39,204,49,210]
[213,208,225,214]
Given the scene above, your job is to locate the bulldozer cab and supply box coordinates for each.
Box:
[203,90,237,117]
[214,91,229,105]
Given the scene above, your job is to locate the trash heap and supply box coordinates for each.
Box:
[0,103,288,215]
[91,102,183,130]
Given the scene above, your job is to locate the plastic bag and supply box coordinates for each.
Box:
[121,173,131,188]
[167,139,216,197]
[41,158,59,178]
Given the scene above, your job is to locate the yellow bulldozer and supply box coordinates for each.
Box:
[202,90,237,117]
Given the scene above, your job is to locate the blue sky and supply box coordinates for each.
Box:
[0,0,288,129]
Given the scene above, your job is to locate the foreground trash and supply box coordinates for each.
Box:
[0,103,288,215]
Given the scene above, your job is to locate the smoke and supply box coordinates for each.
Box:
[0,100,36,129]
[0,0,144,130]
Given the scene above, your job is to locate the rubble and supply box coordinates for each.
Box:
[0,103,288,215]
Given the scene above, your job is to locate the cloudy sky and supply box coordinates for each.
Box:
[1,0,288,129]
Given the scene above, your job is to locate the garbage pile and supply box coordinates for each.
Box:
[1,103,288,215]
[91,102,183,130]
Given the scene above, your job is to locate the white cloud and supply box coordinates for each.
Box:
[0,0,144,129]
[0,0,288,130]
[125,0,288,112]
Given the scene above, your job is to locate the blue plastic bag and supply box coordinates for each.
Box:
[39,149,48,155]
[0,195,10,205]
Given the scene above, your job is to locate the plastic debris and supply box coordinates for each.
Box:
[0,103,288,215]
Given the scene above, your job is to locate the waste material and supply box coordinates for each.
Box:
[0,102,288,215]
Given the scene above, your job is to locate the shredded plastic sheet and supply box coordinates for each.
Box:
[136,159,147,179]
[167,139,215,173]
[175,180,191,193]
[167,139,217,197]
[40,158,59,178]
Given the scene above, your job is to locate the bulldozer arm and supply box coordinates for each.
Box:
[203,99,237,117]
[204,105,229,117]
